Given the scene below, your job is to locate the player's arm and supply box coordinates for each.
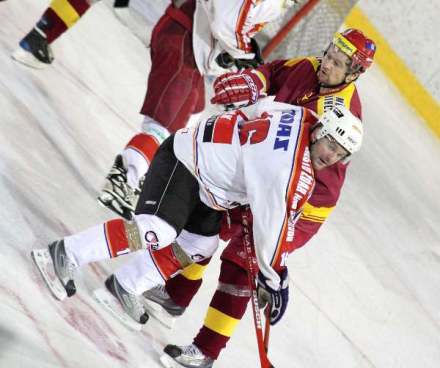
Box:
[288,161,348,252]
[209,0,285,61]
[210,58,305,106]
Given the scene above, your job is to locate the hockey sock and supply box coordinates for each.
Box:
[122,132,162,189]
[38,0,91,43]
[164,258,211,308]
[193,260,251,360]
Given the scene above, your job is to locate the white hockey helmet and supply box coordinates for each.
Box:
[314,106,363,155]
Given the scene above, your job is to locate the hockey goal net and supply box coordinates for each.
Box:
[256,0,359,60]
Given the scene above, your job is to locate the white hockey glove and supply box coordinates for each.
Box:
[257,268,289,325]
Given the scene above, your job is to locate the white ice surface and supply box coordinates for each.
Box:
[1,1,440,367]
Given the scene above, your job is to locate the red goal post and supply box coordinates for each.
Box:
[257,0,359,60]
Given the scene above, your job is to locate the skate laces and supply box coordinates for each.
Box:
[52,241,76,280]
[181,344,206,359]
[107,161,136,203]
[124,292,145,318]
[151,284,170,299]
[62,254,76,281]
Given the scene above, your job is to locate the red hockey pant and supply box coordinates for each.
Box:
[140,2,205,133]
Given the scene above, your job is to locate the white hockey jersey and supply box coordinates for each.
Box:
[174,99,317,290]
[193,0,290,76]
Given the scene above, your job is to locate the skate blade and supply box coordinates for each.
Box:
[11,48,49,69]
[93,288,142,332]
[142,299,176,329]
[159,353,185,368]
[31,249,67,301]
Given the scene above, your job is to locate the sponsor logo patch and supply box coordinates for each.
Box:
[145,231,159,250]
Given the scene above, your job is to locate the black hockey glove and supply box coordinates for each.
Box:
[215,38,264,70]
[257,268,289,325]
[234,38,264,69]
[215,51,236,69]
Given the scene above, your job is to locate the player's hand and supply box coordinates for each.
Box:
[210,71,263,106]
[234,38,264,70]
[257,268,289,325]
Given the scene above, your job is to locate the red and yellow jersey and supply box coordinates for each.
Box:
[256,57,362,119]
[220,57,362,270]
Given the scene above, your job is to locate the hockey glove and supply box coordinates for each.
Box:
[234,38,264,70]
[210,71,264,107]
[257,268,289,326]
[216,39,264,71]
[215,51,236,69]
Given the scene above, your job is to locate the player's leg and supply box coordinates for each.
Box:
[97,119,169,220]
[98,0,203,219]
[12,0,96,68]
[32,135,208,322]
[142,207,245,324]
[161,260,251,367]
[157,258,211,310]
[111,135,222,322]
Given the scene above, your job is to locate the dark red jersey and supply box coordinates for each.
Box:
[221,57,363,267]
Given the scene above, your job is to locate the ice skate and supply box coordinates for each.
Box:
[104,274,149,325]
[12,28,54,69]
[160,344,214,368]
[141,284,186,329]
[97,154,138,220]
[31,240,76,300]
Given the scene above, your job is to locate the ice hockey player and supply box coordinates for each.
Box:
[145,28,376,367]
[92,0,296,220]
[31,101,363,348]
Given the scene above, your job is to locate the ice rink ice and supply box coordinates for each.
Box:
[1,1,440,367]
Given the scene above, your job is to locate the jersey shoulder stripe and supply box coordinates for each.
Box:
[270,110,315,269]
[283,56,320,71]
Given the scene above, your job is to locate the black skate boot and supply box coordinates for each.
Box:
[113,0,129,7]
[48,240,77,297]
[12,27,54,68]
[97,154,139,220]
[161,344,214,368]
[105,274,149,324]
[31,239,77,300]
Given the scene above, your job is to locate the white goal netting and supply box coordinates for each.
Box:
[256,0,359,60]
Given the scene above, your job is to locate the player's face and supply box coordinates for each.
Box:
[310,134,349,170]
[318,46,352,86]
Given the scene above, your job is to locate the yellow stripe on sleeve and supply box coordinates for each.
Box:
[300,202,335,223]
[50,0,81,28]
[204,307,240,337]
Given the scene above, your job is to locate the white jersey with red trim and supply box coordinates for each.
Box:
[193,0,289,76]
[174,99,317,289]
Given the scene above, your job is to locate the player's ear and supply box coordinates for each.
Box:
[345,71,361,84]
[310,123,322,143]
